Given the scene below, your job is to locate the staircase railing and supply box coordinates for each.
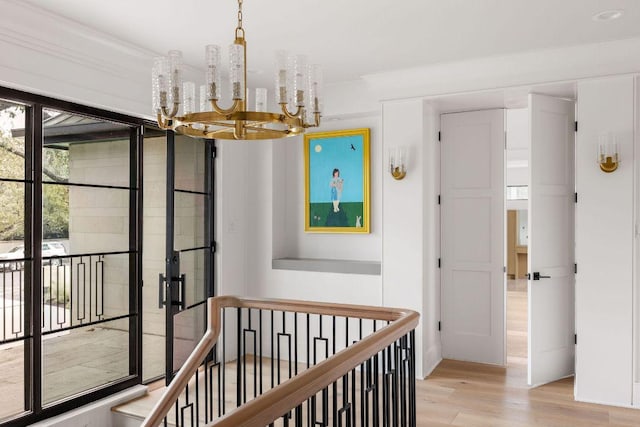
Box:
[142,296,419,427]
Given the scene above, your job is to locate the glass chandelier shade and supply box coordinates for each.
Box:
[151,0,322,140]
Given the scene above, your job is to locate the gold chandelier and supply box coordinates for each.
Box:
[151,0,322,140]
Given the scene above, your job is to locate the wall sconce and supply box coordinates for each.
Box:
[389,147,407,180]
[598,132,619,173]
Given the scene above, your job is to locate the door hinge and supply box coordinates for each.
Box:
[574,192,578,203]
[574,263,577,274]
[438,258,441,268]
[212,146,217,159]
[503,266,507,273]
[438,321,441,331]
[574,334,577,345]
[438,195,441,205]
[212,241,217,253]
[574,121,578,132]
[438,131,441,142]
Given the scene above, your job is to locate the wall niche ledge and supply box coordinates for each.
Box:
[272,258,381,276]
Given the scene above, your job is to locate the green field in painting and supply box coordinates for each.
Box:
[309,202,364,228]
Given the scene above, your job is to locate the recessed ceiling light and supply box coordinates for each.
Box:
[592,9,624,22]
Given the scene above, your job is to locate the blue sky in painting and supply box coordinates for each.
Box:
[309,134,363,203]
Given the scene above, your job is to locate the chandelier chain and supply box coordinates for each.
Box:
[237,0,243,30]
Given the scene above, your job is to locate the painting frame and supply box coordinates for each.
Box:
[304,128,370,233]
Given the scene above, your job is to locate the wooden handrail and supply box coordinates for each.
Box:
[141,296,419,427]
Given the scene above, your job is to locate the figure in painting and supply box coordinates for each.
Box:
[330,168,343,212]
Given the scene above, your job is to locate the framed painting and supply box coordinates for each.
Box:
[304,128,370,233]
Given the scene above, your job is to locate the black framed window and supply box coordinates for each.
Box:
[0,86,144,426]
[0,99,30,422]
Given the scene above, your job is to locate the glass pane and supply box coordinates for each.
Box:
[42,109,131,187]
[0,340,26,421]
[174,134,205,193]
[41,253,130,334]
[174,192,205,251]
[173,303,206,373]
[44,184,129,254]
[180,248,207,307]
[1,261,27,342]
[0,101,26,180]
[42,318,131,405]
[0,182,25,246]
[142,130,166,381]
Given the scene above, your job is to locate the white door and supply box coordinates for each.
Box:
[441,109,505,365]
[528,94,575,387]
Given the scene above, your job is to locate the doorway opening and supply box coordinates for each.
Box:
[439,87,576,388]
[506,108,529,371]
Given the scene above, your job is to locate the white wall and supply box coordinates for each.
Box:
[575,75,635,406]
[381,100,440,378]
[274,115,382,261]
[248,114,383,302]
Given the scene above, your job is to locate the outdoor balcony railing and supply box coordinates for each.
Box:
[0,251,132,345]
[142,296,419,427]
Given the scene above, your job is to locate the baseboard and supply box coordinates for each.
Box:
[633,383,640,408]
[575,394,635,410]
[422,344,442,378]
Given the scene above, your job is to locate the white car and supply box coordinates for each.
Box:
[0,242,67,271]
[0,245,25,271]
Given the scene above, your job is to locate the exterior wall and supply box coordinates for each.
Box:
[68,140,130,323]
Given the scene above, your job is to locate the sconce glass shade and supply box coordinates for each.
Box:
[598,132,619,173]
[389,147,407,180]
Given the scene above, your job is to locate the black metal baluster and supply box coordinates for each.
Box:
[204,357,210,423]
[409,331,416,427]
[221,307,226,416]
[89,255,93,322]
[69,258,73,328]
[392,340,399,427]
[236,307,242,407]
[373,320,380,427]
[271,310,275,390]
[399,337,407,427]
[195,368,200,427]
[295,403,303,427]
[306,313,311,426]
[259,308,263,395]
[294,311,298,376]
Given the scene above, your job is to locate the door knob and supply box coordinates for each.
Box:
[532,272,551,280]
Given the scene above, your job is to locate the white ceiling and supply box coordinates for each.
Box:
[24,0,640,89]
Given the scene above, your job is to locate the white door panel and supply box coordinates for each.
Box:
[441,109,505,365]
[528,94,575,387]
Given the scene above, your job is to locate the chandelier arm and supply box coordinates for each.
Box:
[157,113,173,129]
[208,121,237,129]
[242,125,288,134]
[279,103,303,119]
[211,99,242,115]
[302,112,321,128]
[161,103,180,119]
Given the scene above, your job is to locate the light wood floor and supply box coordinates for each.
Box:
[416,279,640,426]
